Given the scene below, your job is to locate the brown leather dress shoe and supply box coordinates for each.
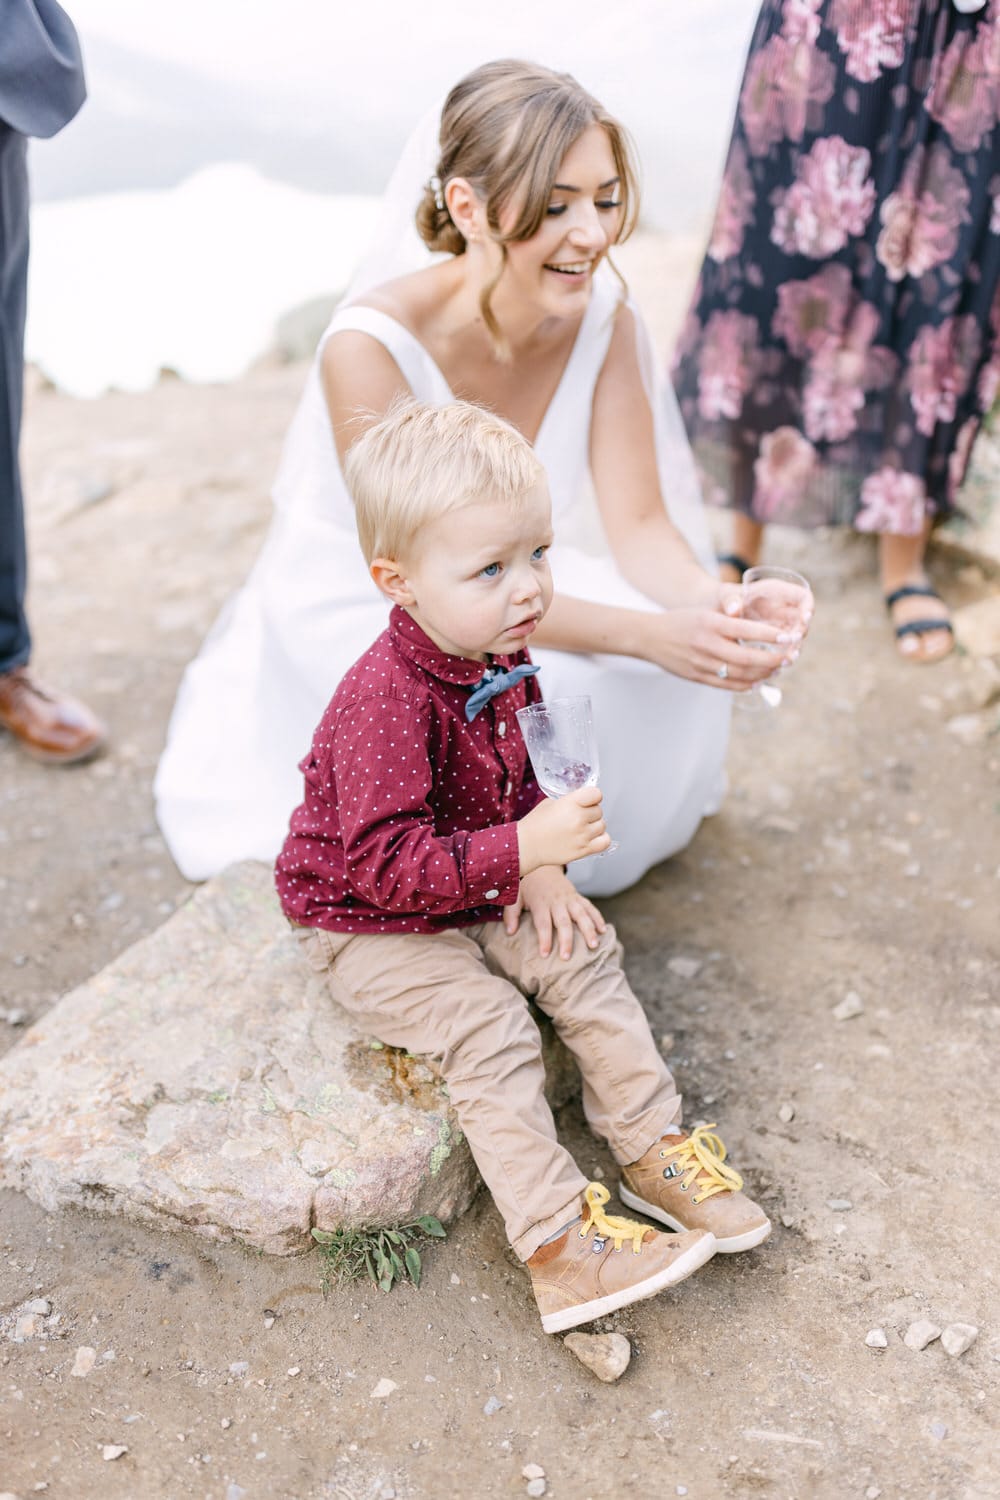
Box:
[0,666,106,764]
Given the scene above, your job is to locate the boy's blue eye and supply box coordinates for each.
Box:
[531,546,547,561]
[480,562,501,578]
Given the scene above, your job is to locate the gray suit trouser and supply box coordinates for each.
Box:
[0,125,30,673]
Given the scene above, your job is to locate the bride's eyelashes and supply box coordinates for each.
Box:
[546,199,622,217]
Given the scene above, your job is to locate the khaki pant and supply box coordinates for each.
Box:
[296,918,682,1261]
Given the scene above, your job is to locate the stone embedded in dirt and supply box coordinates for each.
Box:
[482,1396,504,1415]
[865,1328,889,1349]
[832,991,865,1022]
[904,1320,942,1351]
[946,712,988,746]
[0,863,578,1255]
[930,1421,948,1440]
[667,956,702,979]
[827,1199,853,1212]
[777,1103,795,1123]
[563,1331,632,1382]
[71,1345,97,1377]
[228,1361,249,1378]
[953,594,1000,657]
[370,1378,397,1399]
[526,1482,546,1499]
[24,1298,51,1316]
[101,1445,127,1461]
[522,1465,545,1481]
[941,1323,978,1357]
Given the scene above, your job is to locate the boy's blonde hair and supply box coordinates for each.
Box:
[345,399,545,564]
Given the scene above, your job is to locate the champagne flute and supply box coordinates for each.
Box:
[514,695,618,854]
[738,566,813,710]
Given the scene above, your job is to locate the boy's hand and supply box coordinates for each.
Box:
[517,787,610,875]
[504,867,607,960]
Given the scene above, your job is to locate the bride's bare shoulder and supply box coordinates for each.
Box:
[348,263,451,334]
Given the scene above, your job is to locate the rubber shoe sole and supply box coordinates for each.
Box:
[539,1230,717,1335]
[619,1184,772,1253]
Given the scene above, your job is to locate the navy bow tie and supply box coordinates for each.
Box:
[465,663,540,721]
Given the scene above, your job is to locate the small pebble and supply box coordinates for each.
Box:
[25,1298,51,1316]
[71,1346,97,1378]
[526,1482,546,1499]
[370,1378,398,1399]
[220,1418,232,1429]
[866,1488,882,1498]
[930,1420,948,1440]
[522,1465,545,1481]
[483,1395,504,1415]
[777,1103,795,1123]
[228,1361,249,1378]
[286,1366,301,1377]
[941,1323,978,1357]
[865,1328,888,1349]
[826,1198,853,1212]
[563,1330,632,1382]
[903,1319,942,1351]
[667,956,702,979]
[262,1309,277,1329]
[832,991,865,1022]
[101,1445,127,1462]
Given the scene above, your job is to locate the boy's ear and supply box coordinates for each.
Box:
[370,557,415,606]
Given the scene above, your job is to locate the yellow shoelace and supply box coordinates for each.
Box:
[659,1124,744,1204]
[580,1182,649,1256]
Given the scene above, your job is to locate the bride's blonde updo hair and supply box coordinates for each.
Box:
[415,59,640,349]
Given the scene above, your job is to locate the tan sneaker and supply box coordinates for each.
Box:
[526,1182,716,1334]
[620,1124,771,1253]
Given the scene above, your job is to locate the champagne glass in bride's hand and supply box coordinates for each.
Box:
[739,566,813,710]
[515,695,619,854]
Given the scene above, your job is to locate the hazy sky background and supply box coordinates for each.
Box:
[26,1,760,394]
[34,0,759,228]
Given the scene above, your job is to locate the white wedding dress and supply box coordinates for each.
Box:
[154,262,730,896]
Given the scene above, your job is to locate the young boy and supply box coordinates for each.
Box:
[276,400,770,1334]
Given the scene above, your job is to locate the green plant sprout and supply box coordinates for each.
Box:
[311,1215,446,1293]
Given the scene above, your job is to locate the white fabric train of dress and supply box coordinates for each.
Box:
[154,273,730,896]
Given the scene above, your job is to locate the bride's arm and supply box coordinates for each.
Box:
[532,305,800,688]
[321,330,411,464]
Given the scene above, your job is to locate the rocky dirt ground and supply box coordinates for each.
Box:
[2,244,1000,1499]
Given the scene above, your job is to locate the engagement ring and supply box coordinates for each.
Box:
[717,664,729,680]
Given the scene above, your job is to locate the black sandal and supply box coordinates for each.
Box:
[884,584,954,655]
[717,552,753,577]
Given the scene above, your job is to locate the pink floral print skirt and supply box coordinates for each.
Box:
[672,0,1000,534]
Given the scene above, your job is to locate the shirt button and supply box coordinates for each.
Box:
[497,720,507,737]
[504,779,512,797]
[485,888,500,900]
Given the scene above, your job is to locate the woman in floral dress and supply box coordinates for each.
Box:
[673,0,999,661]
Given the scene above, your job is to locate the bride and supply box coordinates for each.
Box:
[155,59,798,896]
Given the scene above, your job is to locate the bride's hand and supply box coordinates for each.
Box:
[633,601,805,690]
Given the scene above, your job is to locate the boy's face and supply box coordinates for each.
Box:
[377,480,554,662]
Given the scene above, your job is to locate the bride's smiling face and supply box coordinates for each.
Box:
[490,125,624,316]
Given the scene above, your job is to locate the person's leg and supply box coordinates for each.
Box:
[718,514,765,583]
[482,916,770,1251]
[297,922,719,1332]
[880,520,953,663]
[0,128,31,675]
[296,923,588,1259]
[0,127,106,762]
[481,918,683,1164]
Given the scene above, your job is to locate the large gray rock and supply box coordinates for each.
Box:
[0,863,579,1255]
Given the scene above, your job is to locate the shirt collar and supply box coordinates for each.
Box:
[388,605,523,687]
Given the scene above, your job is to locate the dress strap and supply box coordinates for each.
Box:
[319,305,453,403]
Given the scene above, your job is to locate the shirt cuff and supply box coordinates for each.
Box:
[464,824,522,906]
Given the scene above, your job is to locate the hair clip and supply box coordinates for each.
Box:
[428,174,445,212]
